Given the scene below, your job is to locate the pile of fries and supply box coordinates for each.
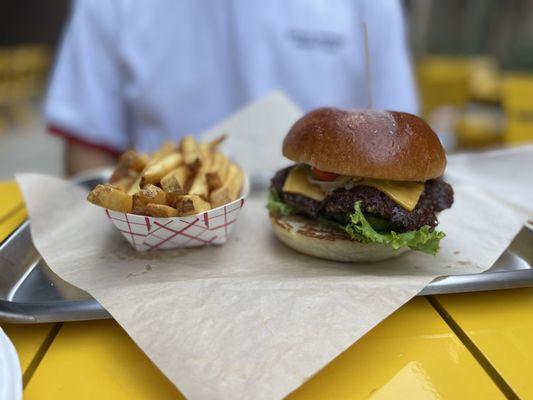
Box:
[87,135,244,217]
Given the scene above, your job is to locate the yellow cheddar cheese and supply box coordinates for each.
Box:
[359,179,424,212]
[282,165,326,201]
[281,165,424,211]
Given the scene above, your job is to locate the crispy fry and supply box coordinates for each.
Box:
[206,171,223,191]
[205,171,220,192]
[206,152,229,191]
[208,152,228,173]
[151,141,177,162]
[188,166,208,199]
[109,172,138,192]
[145,203,180,218]
[109,167,127,184]
[126,144,174,193]
[180,135,200,167]
[160,165,190,194]
[139,184,167,205]
[127,175,142,195]
[209,164,244,208]
[208,133,227,150]
[109,150,145,186]
[173,195,211,216]
[109,165,136,184]
[141,153,183,186]
[132,193,147,215]
[119,150,149,172]
[198,143,213,170]
[87,184,133,213]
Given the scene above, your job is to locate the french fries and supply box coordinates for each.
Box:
[188,165,208,199]
[141,153,183,186]
[87,135,243,218]
[132,193,148,215]
[160,165,190,194]
[208,133,227,150]
[87,184,133,213]
[210,164,244,208]
[109,172,137,192]
[173,195,211,216]
[152,141,177,161]
[145,203,180,218]
[198,143,212,170]
[180,135,200,167]
[118,150,149,172]
[139,184,167,205]
[206,152,229,191]
[108,150,150,193]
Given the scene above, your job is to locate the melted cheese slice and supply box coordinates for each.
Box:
[282,166,326,201]
[358,179,424,211]
[282,166,425,211]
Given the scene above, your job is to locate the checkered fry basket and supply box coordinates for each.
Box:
[105,176,249,251]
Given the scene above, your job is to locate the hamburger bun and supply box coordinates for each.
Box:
[283,108,446,181]
[270,213,409,262]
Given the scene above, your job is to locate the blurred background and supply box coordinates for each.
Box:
[1,0,533,179]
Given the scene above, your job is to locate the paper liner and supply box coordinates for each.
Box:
[106,176,249,251]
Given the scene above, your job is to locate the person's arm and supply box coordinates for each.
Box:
[45,0,128,175]
[65,141,118,177]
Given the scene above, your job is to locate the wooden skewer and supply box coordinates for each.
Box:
[363,23,373,109]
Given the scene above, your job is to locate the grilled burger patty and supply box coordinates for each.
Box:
[271,166,454,232]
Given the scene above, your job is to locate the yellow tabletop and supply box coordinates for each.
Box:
[0,181,27,243]
[2,323,59,386]
[290,297,503,399]
[24,320,181,400]
[434,289,533,399]
[2,181,49,387]
[24,298,503,400]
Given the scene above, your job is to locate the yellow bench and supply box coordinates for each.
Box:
[501,74,533,144]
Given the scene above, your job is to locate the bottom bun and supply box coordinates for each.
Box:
[270,213,409,263]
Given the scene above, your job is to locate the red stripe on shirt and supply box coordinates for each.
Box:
[47,125,123,156]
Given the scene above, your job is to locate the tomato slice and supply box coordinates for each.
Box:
[311,167,339,181]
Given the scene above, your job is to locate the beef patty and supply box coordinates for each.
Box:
[271,165,454,232]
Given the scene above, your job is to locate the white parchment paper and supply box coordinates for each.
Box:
[16,93,532,399]
[446,145,533,213]
[201,91,302,186]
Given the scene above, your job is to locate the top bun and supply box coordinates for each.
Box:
[282,108,446,181]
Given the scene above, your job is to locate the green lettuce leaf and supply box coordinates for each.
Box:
[266,190,297,216]
[345,201,445,255]
[267,192,445,255]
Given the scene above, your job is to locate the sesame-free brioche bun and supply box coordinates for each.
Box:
[283,108,446,181]
[270,213,409,262]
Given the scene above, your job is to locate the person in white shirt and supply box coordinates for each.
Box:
[45,0,418,175]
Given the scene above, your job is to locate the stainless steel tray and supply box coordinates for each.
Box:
[1,173,532,323]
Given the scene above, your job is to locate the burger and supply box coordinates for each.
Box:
[267,108,454,262]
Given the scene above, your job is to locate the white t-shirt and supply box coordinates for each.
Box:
[45,0,418,153]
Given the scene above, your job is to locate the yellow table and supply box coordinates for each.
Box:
[2,323,59,386]
[24,298,503,400]
[0,181,527,399]
[434,290,533,399]
[0,181,54,387]
[0,182,26,242]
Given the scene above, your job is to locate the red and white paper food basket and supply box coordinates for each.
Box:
[105,176,249,251]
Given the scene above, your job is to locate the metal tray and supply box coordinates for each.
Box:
[1,172,532,323]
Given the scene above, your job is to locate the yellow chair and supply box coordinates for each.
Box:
[501,74,533,144]
[0,45,50,133]
[417,56,502,115]
[417,56,471,117]
[469,57,501,104]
